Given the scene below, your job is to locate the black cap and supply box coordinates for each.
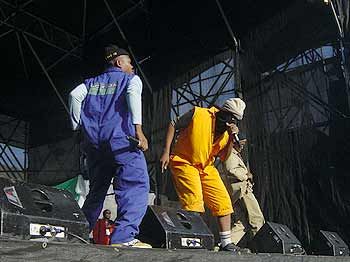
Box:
[105,44,130,61]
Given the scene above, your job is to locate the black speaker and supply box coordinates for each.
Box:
[249,221,304,254]
[0,177,89,242]
[313,230,349,256]
[139,205,214,250]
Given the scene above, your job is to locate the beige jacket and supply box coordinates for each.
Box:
[223,142,252,204]
[224,142,249,182]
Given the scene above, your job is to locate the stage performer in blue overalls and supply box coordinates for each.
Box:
[69,45,151,248]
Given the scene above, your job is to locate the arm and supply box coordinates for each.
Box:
[159,109,194,173]
[159,123,176,173]
[68,83,88,130]
[224,150,249,182]
[126,75,142,125]
[127,75,148,151]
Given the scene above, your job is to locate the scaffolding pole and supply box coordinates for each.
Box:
[329,0,350,92]
[214,0,241,98]
[23,33,70,115]
[104,0,153,94]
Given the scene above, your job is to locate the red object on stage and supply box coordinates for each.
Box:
[93,219,115,245]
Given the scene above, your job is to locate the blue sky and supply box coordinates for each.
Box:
[0,143,26,169]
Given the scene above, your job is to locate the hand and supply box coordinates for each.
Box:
[135,128,148,151]
[73,130,82,144]
[160,151,170,173]
[246,180,254,193]
[247,171,253,182]
[226,122,239,135]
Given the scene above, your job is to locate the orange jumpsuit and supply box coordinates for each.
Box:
[169,107,233,216]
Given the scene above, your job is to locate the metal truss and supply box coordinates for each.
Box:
[171,53,236,118]
[0,114,28,181]
[328,0,350,91]
[0,0,82,59]
[0,1,152,181]
[214,0,242,98]
[0,0,152,114]
[104,0,152,93]
[27,135,80,181]
[170,0,243,114]
[250,43,349,135]
[0,0,149,63]
[245,41,350,247]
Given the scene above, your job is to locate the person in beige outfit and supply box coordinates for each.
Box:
[223,135,264,246]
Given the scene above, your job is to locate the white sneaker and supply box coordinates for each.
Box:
[111,239,152,249]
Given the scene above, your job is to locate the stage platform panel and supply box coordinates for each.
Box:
[1,239,350,262]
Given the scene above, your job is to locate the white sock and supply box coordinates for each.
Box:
[219,231,232,247]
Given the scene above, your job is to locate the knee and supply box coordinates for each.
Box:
[249,216,265,230]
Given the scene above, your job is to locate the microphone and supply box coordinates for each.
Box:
[233,133,240,143]
[138,56,151,65]
[127,135,140,146]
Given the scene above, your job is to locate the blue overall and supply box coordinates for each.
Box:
[80,67,149,244]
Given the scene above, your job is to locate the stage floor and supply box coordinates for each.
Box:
[1,239,350,262]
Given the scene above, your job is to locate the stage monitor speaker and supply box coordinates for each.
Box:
[313,230,349,256]
[139,205,214,250]
[249,221,305,254]
[0,177,89,243]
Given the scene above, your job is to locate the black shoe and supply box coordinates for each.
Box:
[219,243,251,254]
[239,247,251,254]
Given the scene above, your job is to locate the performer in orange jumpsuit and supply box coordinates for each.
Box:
[160,98,249,253]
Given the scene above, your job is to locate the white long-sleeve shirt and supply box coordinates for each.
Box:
[69,75,143,130]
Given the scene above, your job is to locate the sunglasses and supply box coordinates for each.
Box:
[218,112,238,124]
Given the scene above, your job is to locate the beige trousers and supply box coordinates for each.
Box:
[230,180,265,245]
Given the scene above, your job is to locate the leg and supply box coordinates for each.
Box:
[231,200,249,245]
[169,162,204,212]
[200,165,236,250]
[82,146,114,231]
[217,214,231,232]
[200,165,233,218]
[110,152,150,244]
[230,181,250,245]
[242,182,264,237]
